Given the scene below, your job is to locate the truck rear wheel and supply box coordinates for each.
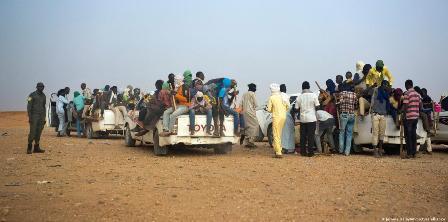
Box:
[125,125,136,147]
[153,129,167,156]
[214,143,233,154]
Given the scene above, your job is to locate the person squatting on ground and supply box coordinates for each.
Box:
[267,83,289,158]
[337,84,357,156]
[56,89,69,137]
[27,82,47,154]
[189,91,213,136]
[241,83,259,148]
[295,81,320,157]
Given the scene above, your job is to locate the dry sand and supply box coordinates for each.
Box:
[0,112,447,221]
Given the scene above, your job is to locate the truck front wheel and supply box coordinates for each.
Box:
[125,125,136,147]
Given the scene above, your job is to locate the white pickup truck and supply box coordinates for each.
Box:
[124,112,237,155]
[353,114,429,153]
[431,111,448,143]
[83,109,131,139]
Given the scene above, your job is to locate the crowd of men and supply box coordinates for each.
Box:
[26,61,445,158]
[267,60,440,158]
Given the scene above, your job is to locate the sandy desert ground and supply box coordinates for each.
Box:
[0,112,447,221]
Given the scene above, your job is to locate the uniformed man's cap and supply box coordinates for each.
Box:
[36,82,44,87]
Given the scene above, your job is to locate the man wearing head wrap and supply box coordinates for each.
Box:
[370,80,390,157]
[182,70,193,90]
[295,81,320,157]
[73,91,85,137]
[218,78,244,136]
[241,83,259,148]
[160,75,191,136]
[27,82,47,154]
[188,91,213,136]
[267,83,289,158]
[366,60,394,87]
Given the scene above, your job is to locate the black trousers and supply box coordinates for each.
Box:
[404,119,418,156]
[300,122,316,154]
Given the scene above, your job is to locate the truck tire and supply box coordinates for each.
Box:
[85,123,94,139]
[153,129,167,156]
[267,124,273,148]
[254,126,264,142]
[352,143,363,153]
[125,125,136,147]
[214,143,233,154]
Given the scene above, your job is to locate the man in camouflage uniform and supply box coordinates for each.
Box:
[27,82,46,154]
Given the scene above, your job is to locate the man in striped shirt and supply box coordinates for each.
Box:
[402,79,422,158]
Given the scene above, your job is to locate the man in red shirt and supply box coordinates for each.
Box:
[402,79,422,158]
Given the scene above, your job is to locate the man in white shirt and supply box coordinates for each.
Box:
[314,110,335,154]
[295,81,320,157]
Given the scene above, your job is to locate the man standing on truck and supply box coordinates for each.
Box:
[80,83,92,118]
[366,60,394,87]
[370,80,390,158]
[27,82,46,154]
[402,79,421,159]
[218,78,243,136]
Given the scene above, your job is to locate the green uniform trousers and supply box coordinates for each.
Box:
[28,115,45,144]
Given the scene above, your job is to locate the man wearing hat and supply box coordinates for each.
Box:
[26,82,47,154]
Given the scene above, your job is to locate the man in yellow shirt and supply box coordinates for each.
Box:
[366,60,394,87]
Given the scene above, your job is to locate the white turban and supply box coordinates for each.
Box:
[270,83,280,94]
[356,61,365,72]
[195,91,204,98]
[174,75,184,88]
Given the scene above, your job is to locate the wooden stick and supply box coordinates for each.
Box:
[334,94,341,129]
[170,84,177,110]
[399,114,405,158]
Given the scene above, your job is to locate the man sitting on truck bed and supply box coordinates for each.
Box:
[189,91,213,136]
[160,75,191,136]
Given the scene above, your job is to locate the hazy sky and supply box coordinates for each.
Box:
[1,0,447,111]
